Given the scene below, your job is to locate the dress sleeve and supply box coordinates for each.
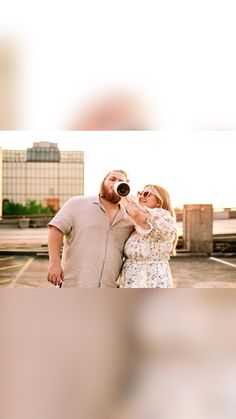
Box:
[134,207,176,240]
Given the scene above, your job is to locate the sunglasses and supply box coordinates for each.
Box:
[137,189,164,206]
[137,190,152,198]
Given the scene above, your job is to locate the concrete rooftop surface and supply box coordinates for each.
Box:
[0,219,236,288]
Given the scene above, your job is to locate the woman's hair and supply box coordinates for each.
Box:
[145,184,178,256]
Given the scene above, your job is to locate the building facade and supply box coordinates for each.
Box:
[2,142,84,211]
[0,147,2,217]
[0,42,19,129]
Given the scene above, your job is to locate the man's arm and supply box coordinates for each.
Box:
[47,226,64,286]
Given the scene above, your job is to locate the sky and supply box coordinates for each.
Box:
[0,1,236,208]
[0,1,236,130]
[0,131,235,209]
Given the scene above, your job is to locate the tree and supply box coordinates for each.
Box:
[2,199,53,216]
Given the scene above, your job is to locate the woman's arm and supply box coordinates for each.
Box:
[120,196,151,229]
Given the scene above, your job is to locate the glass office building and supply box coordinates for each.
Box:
[2,142,84,211]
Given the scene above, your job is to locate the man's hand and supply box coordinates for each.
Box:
[47,261,64,287]
[47,226,64,286]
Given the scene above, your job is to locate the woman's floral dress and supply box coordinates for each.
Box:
[119,207,177,288]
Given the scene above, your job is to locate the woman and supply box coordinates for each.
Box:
[119,184,178,288]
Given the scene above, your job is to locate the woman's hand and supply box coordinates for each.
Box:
[120,196,150,228]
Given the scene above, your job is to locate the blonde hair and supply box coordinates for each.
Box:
[145,184,178,256]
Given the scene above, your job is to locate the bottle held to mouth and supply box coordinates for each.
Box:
[114,181,130,197]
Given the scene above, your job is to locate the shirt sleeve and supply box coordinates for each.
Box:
[134,207,176,240]
[48,197,76,235]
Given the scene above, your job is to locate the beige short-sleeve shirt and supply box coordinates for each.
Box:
[48,196,133,287]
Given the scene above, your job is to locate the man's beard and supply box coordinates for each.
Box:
[100,181,121,204]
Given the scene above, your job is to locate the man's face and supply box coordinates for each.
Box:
[100,171,128,204]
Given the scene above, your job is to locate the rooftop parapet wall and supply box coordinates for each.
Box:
[175,208,236,222]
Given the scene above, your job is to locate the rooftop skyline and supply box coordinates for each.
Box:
[0,131,235,209]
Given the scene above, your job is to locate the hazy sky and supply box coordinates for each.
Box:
[0,1,236,130]
[1,2,236,208]
[0,131,235,209]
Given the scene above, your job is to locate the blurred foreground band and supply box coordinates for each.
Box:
[1,290,236,419]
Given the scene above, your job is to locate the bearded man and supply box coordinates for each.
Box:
[47,170,133,287]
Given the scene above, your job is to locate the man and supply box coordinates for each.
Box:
[47,170,133,287]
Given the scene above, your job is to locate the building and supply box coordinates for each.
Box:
[0,41,19,129]
[2,142,84,211]
[0,147,2,217]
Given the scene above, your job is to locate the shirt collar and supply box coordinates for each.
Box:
[93,195,121,210]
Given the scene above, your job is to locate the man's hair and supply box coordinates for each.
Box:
[104,170,129,182]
